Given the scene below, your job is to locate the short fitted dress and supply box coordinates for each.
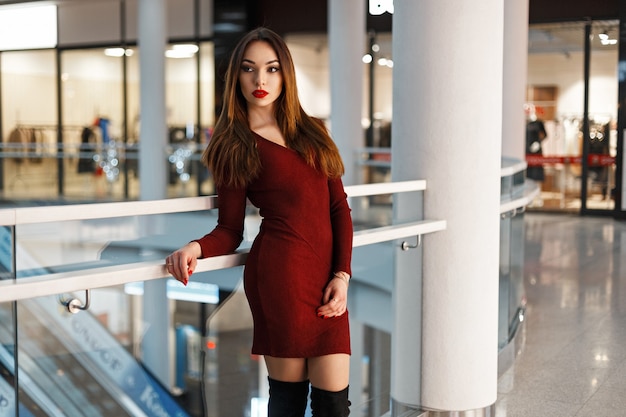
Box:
[194,132,353,358]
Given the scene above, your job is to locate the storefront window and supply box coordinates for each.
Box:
[164,43,200,197]
[61,48,127,200]
[1,41,216,203]
[1,50,58,200]
[527,20,618,213]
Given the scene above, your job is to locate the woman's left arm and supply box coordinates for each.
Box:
[328,177,353,277]
[318,177,353,318]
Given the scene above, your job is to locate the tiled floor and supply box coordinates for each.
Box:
[496,212,626,417]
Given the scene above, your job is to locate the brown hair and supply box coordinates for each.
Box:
[203,27,345,188]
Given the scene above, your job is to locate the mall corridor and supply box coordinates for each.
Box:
[495,213,626,417]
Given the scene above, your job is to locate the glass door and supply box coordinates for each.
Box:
[526,20,619,214]
[581,21,618,213]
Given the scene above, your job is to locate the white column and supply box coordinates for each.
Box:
[138,0,171,388]
[391,0,503,413]
[138,0,168,201]
[328,0,366,186]
[502,0,529,160]
[328,1,366,408]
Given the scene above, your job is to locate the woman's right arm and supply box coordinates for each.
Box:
[166,184,247,284]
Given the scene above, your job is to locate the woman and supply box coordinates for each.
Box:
[165,27,353,417]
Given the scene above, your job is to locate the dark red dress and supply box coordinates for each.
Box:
[194,133,353,358]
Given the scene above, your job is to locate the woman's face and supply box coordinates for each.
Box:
[239,40,283,110]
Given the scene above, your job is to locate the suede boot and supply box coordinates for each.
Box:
[310,385,351,417]
[267,377,309,417]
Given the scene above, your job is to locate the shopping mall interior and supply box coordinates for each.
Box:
[0,0,623,215]
[2,1,626,417]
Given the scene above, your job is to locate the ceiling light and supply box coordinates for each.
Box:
[166,44,199,58]
[104,48,133,57]
[0,4,57,50]
[598,32,609,41]
[377,57,393,68]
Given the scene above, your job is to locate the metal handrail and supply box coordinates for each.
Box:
[0,219,447,303]
[0,180,425,226]
[0,196,217,225]
[500,182,540,215]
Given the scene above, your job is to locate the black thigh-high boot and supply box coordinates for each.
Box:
[310,386,351,417]
[267,377,309,417]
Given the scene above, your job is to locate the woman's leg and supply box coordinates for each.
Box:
[308,354,351,416]
[307,354,349,391]
[264,356,308,382]
[264,356,309,417]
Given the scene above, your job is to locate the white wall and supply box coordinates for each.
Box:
[286,41,332,119]
[285,33,392,128]
[527,49,618,120]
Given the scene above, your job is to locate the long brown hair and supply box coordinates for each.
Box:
[203,27,345,188]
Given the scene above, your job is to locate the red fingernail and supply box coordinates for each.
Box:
[184,279,188,286]
[188,269,193,275]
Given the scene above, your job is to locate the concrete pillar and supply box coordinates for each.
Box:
[328,2,367,408]
[502,0,529,160]
[391,0,503,414]
[138,0,167,201]
[138,0,171,388]
[328,0,366,186]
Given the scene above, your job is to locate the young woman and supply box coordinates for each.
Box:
[165,27,353,417]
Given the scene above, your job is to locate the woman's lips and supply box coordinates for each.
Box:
[253,90,269,98]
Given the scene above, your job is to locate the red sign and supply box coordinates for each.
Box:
[526,154,615,167]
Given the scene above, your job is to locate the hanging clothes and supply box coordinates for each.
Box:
[7,128,29,163]
[29,128,44,163]
[78,126,96,173]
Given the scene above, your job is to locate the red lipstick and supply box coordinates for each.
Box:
[253,90,269,98]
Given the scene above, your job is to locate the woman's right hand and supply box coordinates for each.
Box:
[165,241,201,285]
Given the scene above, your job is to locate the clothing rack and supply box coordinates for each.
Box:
[14,123,85,131]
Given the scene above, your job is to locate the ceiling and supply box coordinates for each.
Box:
[0,0,621,57]
[529,20,620,55]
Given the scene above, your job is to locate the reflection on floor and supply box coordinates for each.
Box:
[496,213,626,417]
[528,191,615,212]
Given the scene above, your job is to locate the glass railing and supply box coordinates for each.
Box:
[498,159,538,376]
[0,181,445,417]
[0,140,208,202]
[0,161,536,417]
[355,151,538,378]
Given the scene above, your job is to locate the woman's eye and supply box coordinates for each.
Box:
[268,66,280,73]
[241,66,253,72]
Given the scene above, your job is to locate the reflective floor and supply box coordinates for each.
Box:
[496,213,626,417]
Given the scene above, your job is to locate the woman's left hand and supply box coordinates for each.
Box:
[317,276,348,319]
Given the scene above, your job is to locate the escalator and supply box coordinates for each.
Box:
[0,361,39,417]
[0,223,190,417]
[0,296,190,417]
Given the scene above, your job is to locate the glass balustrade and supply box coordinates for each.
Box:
[0,169,532,417]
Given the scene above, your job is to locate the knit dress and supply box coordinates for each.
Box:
[194,132,353,358]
